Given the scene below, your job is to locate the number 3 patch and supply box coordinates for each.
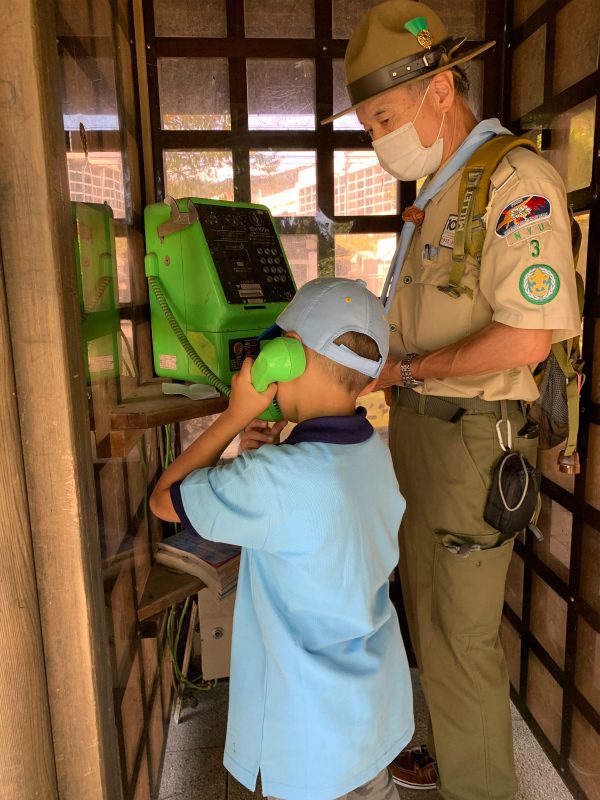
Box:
[519,264,560,305]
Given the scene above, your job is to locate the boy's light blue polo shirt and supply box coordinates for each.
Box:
[171,409,414,800]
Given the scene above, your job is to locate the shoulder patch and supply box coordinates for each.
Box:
[519,264,560,305]
[505,219,552,247]
[496,195,551,238]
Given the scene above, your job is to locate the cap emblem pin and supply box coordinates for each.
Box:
[404,16,433,50]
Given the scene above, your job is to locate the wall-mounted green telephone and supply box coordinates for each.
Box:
[144,196,299,419]
[72,201,120,382]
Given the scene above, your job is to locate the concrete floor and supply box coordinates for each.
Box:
[157,670,574,800]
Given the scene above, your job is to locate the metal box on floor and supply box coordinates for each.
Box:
[193,587,236,681]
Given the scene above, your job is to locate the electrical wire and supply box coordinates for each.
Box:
[166,598,218,693]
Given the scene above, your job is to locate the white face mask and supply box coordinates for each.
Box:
[372,84,445,181]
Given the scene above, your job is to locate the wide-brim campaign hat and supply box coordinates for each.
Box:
[321,0,495,124]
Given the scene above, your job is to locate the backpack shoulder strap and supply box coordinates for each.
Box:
[442,135,539,299]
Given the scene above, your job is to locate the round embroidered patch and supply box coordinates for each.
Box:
[519,265,560,304]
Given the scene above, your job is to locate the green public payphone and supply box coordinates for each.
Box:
[144,197,298,405]
[72,201,120,382]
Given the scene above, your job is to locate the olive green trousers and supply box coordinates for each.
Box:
[267,767,398,800]
[389,401,538,800]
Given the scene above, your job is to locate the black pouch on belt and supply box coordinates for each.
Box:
[483,450,541,535]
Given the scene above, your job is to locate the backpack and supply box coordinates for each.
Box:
[444,134,585,474]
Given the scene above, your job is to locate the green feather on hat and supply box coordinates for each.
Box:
[404,16,433,49]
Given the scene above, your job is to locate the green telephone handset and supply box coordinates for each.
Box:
[251,337,306,420]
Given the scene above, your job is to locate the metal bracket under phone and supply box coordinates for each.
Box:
[157,196,199,241]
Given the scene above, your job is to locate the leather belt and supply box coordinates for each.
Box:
[392,385,521,423]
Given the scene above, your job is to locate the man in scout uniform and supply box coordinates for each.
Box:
[323,1,581,799]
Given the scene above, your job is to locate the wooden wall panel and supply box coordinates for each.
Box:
[54,0,174,794]
[504,2,600,796]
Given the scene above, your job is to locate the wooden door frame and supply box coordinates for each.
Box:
[0,1,123,798]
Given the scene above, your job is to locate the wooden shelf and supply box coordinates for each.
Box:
[137,562,205,622]
[110,382,229,431]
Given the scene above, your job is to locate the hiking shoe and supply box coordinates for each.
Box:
[390,745,438,790]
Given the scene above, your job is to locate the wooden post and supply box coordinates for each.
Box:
[0,255,59,799]
[0,2,122,798]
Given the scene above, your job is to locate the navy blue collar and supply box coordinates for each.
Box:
[283,407,373,445]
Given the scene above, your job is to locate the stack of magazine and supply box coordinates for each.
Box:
[154,529,240,599]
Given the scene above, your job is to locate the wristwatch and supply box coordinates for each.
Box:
[400,353,423,389]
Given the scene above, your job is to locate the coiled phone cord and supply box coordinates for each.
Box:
[148,275,283,419]
[148,276,231,397]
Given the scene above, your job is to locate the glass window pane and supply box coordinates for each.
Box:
[244,0,314,38]
[574,211,590,288]
[534,496,571,582]
[250,151,316,216]
[332,0,386,39]
[158,58,230,130]
[334,151,397,216]
[279,235,318,287]
[335,233,396,296]
[554,0,600,93]
[333,60,362,130]
[153,0,227,37]
[581,525,600,616]
[461,59,483,121]
[505,551,524,616]
[527,651,563,751]
[120,320,136,382]
[569,709,600,800]
[513,0,545,27]
[511,25,546,121]
[115,236,131,304]
[56,0,112,36]
[163,150,234,200]
[593,320,600,405]
[247,60,315,130]
[60,51,118,130]
[333,0,485,40]
[538,445,575,493]
[585,423,600,511]
[530,574,567,669]
[548,97,596,193]
[422,0,486,40]
[67,152,126,218]
[575,617,600,715]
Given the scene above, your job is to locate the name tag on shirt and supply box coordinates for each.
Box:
[439,215,457,249]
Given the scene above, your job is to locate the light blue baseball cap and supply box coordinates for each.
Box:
[262,277,389,378]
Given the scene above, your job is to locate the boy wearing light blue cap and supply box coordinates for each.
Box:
[150,278,414,800]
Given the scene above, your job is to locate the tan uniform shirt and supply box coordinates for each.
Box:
[388,146,581,401]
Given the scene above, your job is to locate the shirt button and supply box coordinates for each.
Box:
[403,276,413,284]
[389,323,398,333]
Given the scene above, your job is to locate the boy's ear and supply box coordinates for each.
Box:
[358,377,378,397]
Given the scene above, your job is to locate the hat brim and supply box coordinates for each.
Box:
[320,40,496,125]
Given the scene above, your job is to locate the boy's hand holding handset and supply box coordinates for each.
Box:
[227,337,305,428]
[149,341,303,521]
[226,357,278,429]
[236,336,306,450]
